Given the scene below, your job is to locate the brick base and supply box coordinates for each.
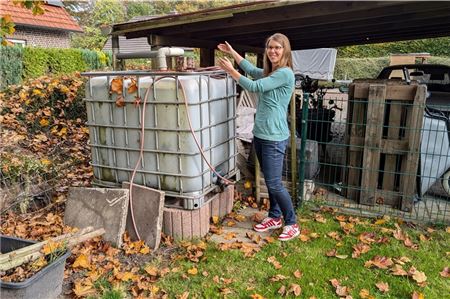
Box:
[162,185,234,239]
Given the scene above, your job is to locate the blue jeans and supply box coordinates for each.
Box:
[253,136,297,225]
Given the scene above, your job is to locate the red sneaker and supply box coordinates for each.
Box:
[278,224,300,241]
[253,217,282,232]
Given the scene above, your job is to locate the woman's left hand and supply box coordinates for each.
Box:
[217,57,234,73]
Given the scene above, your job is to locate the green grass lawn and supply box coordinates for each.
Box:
[89,203,449,299]
[154,204,449,299]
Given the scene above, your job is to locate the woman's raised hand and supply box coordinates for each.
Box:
[217,57,234,73]
[217,41,233,54]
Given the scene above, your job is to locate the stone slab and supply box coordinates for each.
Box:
[64,187,129,247]
[122,182,165,250]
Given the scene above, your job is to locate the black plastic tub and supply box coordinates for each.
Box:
[0,235,70,299]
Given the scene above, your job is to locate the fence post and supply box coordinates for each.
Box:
[298,92,309,206]
[290,92,297,206]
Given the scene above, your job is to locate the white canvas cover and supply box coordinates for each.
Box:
[292,48,337,80]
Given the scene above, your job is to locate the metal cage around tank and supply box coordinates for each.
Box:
[82,70,238,209]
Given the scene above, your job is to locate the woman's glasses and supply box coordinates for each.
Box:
[266,46,283,51]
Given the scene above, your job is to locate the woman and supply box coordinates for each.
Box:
[217,33,299,241]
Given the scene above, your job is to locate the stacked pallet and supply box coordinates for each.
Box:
[344,80,426,212]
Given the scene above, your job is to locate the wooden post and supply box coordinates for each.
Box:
[200,48,215,67]
[399,85,426,211]
[360,84,386,205]
[112,35,120,70]
[290,92,297,205]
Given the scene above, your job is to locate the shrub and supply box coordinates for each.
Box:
[334,57,389,80]
[22,47,50,79]
[0,45,23,89]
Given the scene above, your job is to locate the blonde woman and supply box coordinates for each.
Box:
[217,33,299,241]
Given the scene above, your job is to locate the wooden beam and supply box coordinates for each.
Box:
[147,34,264,54]
[290,26,450,49]
[112,0,286,35]
[185,2,450,40]
[233,16,450,46]
[149,1,400,36]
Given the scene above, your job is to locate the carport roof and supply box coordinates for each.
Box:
[110,0,450,54]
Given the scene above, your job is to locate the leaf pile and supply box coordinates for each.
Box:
[0,73,92,212]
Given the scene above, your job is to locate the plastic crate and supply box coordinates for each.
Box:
[0,235,70,299]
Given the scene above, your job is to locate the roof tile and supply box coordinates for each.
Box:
[0,0,83,32]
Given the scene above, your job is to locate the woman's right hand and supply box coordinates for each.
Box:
[217,41,233,54]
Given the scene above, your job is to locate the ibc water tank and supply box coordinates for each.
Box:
[83,70,237,208]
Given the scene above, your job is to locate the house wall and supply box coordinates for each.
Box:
[11,26,72,48]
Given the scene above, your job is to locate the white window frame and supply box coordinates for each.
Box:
[7,38,26,47]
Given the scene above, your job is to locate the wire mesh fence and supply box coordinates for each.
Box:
[299,79,450,224]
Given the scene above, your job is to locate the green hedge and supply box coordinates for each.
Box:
[334,57,389,80]
[333,56,450,80]
[0,46,23,89]
[0,47,110,90]
[337,37,450,58]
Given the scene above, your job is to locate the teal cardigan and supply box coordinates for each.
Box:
[238,59,295,141]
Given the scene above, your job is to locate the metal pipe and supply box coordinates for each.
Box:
[116,47,184,70]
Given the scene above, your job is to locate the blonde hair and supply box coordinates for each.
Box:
[263,33,293,77]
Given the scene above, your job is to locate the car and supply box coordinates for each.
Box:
[378,64,450,198]
[377,64,450,110]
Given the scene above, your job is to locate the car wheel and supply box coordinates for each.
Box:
[442,169,450,196]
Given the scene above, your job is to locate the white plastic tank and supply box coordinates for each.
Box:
[83,70,237,208]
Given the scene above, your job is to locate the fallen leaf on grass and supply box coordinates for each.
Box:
[412,291,425,299]
[144,265,158,276]
[359,288,374,299]
[278,285,286,296]
[187,267,198,275]
[340,221,355,235]
[352,243,371,258]
[364,256,393,269]
[375,281,389,293]
[409,267,427,284]
[329,278,350,297]
[212,216,219,224]
[299,234,310,242]
[293,269,303,278]
[328,231,342,241]
[178,291,189,299]
[287,283,302,297]
[314,213,327,223]
[440,267,450,278]
[326,248,348,259]
[391,264,408,276]
[267,256,282,269]
[270,274,288,282]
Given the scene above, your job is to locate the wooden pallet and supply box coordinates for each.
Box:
[344,80,426,212]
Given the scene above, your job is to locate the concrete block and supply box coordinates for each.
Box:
[64,187,129,247]
[122,182,165,250]
[163,203,210,240]
[210,185,234,218]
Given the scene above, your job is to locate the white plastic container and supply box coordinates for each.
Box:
[84,71,237,209]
